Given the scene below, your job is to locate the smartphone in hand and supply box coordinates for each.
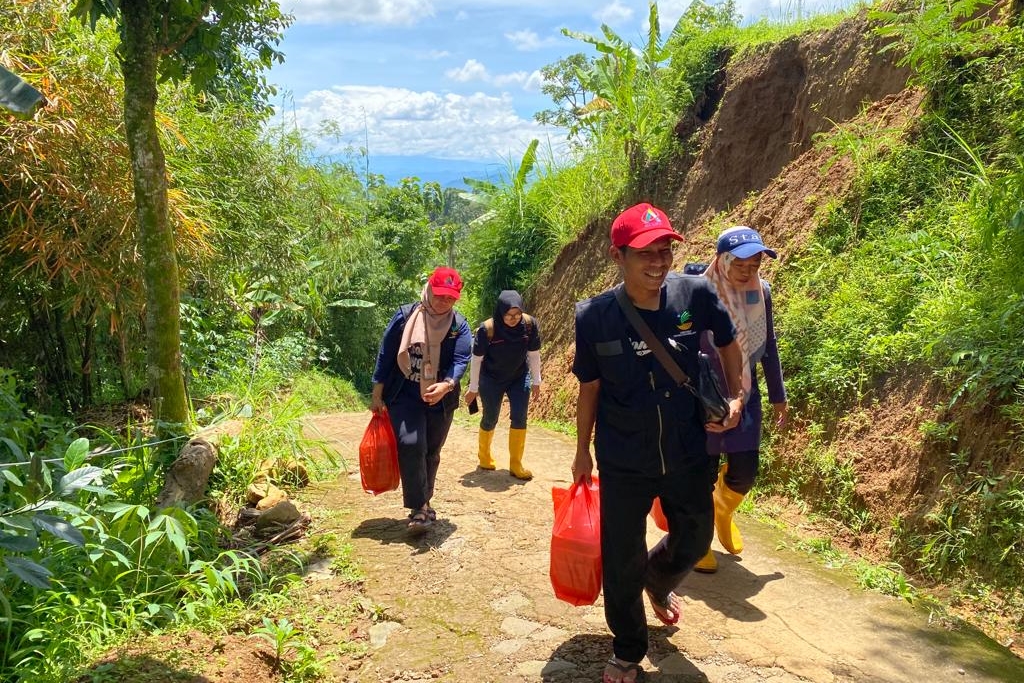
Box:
[468,398,479,414]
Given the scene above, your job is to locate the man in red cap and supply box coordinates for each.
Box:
[570,203,745,682]
[371,266,472,531]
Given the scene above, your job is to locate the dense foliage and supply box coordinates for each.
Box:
[4,0,1024,675]
[1,1,478,678]
[767,0,1024,605]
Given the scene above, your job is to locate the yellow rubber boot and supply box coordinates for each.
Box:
[508,428,533,480]
[477,429,496,470]
[694,548,718,574]
[713,464,745,554]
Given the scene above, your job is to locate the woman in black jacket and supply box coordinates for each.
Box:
[463,290,542,480]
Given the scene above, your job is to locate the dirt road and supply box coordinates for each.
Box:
[301,412,1024,683]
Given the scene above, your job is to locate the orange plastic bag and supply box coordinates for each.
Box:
[549,478,602,606]
[359,410,399,495]
[649,497,669,532]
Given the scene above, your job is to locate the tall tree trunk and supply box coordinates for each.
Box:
[120,0,189,431]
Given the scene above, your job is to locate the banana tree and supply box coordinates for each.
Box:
[562,1,675,177]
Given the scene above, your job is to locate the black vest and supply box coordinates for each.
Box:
[575,274,729,476]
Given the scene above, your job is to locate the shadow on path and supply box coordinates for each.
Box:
[676,554,784,623]
[545,633,711,682]
[350,516,457,553]
[75,655,214,683]
[458,467,529,493]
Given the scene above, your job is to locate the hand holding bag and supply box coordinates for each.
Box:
[614,285,730,423]
[549,478,602,606]
[359,410,400,495]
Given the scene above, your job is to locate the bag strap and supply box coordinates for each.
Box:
[613,284,691,387]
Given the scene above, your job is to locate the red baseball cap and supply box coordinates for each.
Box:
[427,266,463,299]
[610,203,683,248]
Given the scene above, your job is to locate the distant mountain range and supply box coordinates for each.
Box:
[365,155,510,189]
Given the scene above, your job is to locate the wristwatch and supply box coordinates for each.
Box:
[445,378,456,391]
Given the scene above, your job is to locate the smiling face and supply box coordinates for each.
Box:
[726,253,763,286]
[612,236,676,298]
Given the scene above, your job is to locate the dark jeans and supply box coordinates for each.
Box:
[719,449,758,494]
[600,459,715,663]
[478,371,530,430]
[387,388,455,511]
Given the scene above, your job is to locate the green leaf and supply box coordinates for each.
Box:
[101,502,146,520]
[63,438,91,470]
[3,556,52,589]
[57,466,104,496]
[1,437,25,460]
[0,468,23,487]
[0,515,34,532]
[326,299,376,309]
[33,514,86,547]
[0,530,38,552]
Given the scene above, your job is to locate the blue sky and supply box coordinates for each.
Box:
[269,0,842,183]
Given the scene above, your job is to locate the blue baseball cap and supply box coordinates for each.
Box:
[716,226,778,259]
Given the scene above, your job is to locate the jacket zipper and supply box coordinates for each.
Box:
[651,371,666,474]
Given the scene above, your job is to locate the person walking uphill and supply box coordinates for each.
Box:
[571,203,747,683]
[370,266,472,531]
[464,291,542,480]
[694,226,788,573]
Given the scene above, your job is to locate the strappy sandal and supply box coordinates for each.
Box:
[425,506,437,522]
[603,658,644,683]
[407,509,432,531]
[645,589,680,626]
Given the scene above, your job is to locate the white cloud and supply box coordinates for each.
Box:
[284,85,557,160]
[504,29,555,51]
[492,70,545,91]
[283,0,435,26]
[593,0,633,25]
[523,70,545,91]
[492,71,529,87]
[444,60,540,91]
[655,0,690,29]
[423,49,451,60]
[445,59,490,83]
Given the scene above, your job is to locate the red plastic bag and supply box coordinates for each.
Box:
[549,478,602,606]
[650,497,669,532]
[359,410,399,495]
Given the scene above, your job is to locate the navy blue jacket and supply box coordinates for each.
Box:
[573,274,736,476]
[372,303,472,409]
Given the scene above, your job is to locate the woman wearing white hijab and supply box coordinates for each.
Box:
[697,227,788,572]
[371,266,472,531]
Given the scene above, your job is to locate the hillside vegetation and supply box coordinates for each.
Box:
[526,0,1024,654]
[2,0,1023,679]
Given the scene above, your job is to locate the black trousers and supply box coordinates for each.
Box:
[599,458,715,663]
[387,388,455,511]
[721,449,759,494]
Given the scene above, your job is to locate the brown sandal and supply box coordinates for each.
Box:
[603,658,644,683]
[407,510,432,531]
